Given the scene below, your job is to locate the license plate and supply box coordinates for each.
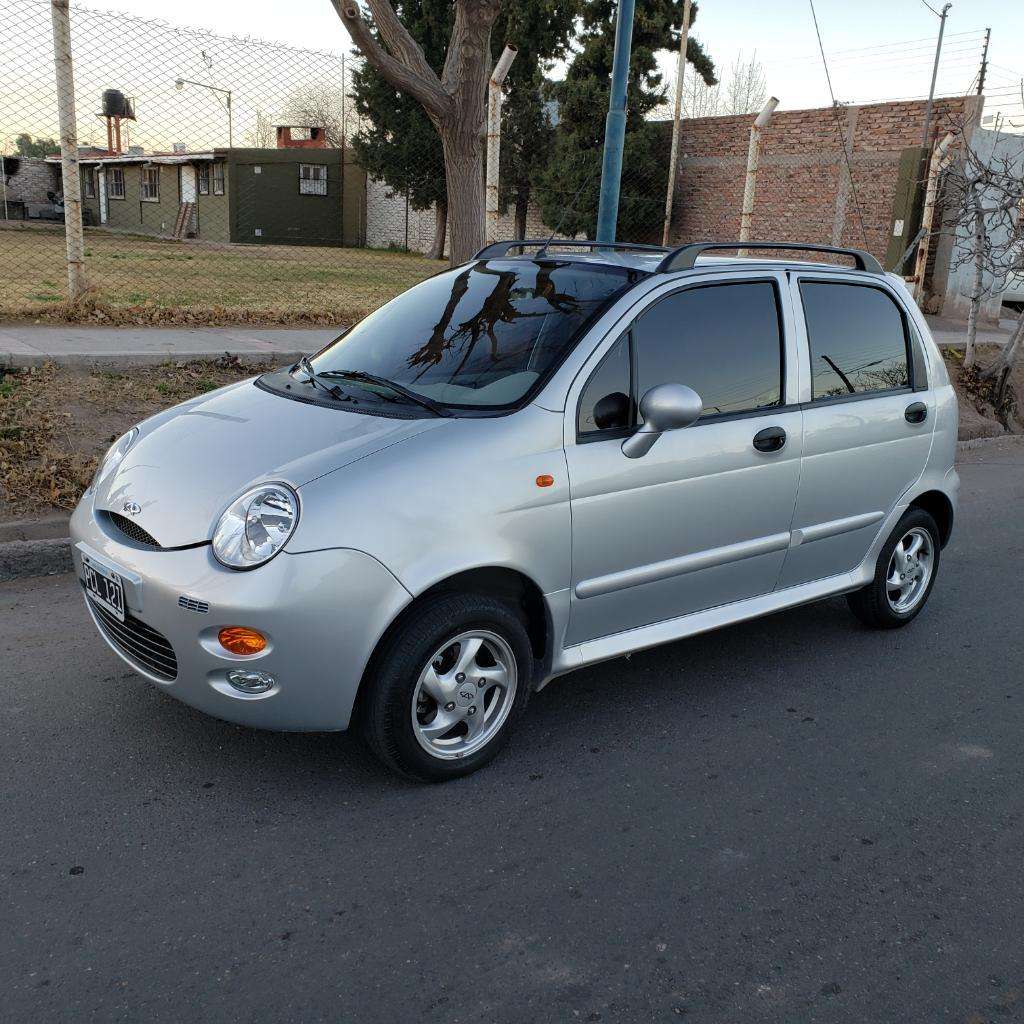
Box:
[83,560,125,622]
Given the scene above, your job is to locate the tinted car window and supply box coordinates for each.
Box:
[306,259,633,409]
[633,282,783,417]
[577,334,633,436]
[801,282,910,400]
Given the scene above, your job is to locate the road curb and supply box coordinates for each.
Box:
[1,434,1021,584]
[0,349,308,370]
[0,538,73,583]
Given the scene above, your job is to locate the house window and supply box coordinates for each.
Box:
[141,166,160,202]
[109,167,125,199]
[197,164,210,195]
[83,169,95,198]
[299,163,327,196]
[212,163,225,195]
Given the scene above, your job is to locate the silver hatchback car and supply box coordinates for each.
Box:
[71,240,958,780]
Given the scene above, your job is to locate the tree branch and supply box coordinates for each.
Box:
[330,0,452,122]
[364,0,439,86]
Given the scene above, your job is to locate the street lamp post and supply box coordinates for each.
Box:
[174,78,233,148]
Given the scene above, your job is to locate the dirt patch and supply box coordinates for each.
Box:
[0,358,270,522]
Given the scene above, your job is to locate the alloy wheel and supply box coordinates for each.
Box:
[885,526,934,613]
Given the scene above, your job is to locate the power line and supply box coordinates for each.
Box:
[807,0,869,247]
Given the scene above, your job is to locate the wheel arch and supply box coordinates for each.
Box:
[353,565,553,722]
[908,489,954,548]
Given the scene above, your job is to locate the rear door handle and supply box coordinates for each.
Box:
[752,426,787,453]
[905,401,928,424]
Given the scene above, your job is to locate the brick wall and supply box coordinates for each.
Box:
[2,157,61,207]
[666,95,983,266]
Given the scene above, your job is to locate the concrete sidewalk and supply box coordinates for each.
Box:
[0,324,339,368]
[925,314,1016,349]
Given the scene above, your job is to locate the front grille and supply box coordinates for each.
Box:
[87,594,178,680]
[105,511,161,548]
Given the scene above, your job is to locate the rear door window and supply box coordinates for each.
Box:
[800,282,911,400]
[631,281,784,418]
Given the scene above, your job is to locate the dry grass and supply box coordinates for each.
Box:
[0,359,268,519]
[0,223,443,325]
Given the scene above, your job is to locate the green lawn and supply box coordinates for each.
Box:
[0,224,443,323]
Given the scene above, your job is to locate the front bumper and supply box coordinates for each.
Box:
[70,496,411,731]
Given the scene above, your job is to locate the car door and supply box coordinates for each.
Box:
[776,273,935,590]
[563,273,804,647]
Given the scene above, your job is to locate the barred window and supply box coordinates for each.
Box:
[108,167,125,198]
[141,166,160,201]
[299,163,327,196]
[212,163,225,195]
[83,169,95,198]
[197,164,210,195]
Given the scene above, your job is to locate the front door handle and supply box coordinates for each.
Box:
[905,401,928,424]
[752,426,787,453]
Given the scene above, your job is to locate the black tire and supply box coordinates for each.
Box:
[846,508,941,629]
[359,593,534,782]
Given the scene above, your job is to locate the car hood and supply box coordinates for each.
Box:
[93,379,445,548]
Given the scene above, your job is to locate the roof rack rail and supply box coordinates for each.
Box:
[657,241,884,275]
[474,239,670,259]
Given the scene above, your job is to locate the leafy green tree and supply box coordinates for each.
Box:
[15,134,58,158]
[534,0,716,241]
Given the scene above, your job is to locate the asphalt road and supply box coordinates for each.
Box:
[3,439,1024,1024]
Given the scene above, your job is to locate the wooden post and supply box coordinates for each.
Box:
[660,0,691,247]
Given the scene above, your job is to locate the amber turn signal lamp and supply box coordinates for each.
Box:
[535,474,555,488]
[218,626,268,656]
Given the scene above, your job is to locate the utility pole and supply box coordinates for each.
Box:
[920,3,952,151]
[596,0,636,243]
[977,27,991,95]
[660,0,691,247]
[50,0,87,301]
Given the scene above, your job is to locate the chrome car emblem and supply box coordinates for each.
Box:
[122,501,142,516]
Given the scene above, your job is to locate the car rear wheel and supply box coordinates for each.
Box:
[846,509,941,629]
[359,594,533,781]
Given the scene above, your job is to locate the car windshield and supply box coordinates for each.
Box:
[308,258,635,409]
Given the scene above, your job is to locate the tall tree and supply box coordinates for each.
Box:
[15,134,58,158]
[723,52,767,115]
[533,0,715,241]
[347,1,450,259]
[331,0,501,264]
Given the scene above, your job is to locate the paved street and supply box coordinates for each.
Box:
[3,440,1023,1024]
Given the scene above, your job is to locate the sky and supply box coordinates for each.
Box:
[77,0,1023,120]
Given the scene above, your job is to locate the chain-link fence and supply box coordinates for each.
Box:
[0,0,1002,325]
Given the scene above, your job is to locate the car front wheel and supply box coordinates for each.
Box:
[359,594,533,781]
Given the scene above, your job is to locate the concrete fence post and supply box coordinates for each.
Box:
[50,0,87,301]
[485,45,517,245]
[738,96,778,255]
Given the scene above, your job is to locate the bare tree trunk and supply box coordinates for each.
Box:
[982,307,1024,396]
[440,126,485,264]
[964,193,986,370]
[514,189,528,239]
[428,197,448,261]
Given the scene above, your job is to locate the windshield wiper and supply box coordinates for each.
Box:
[317,369,450,417]
[293,356,347,400]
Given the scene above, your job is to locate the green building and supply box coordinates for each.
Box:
[71,145,366,247]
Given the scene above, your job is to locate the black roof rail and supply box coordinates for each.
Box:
[657,241,884,275]
[474,238,670,259]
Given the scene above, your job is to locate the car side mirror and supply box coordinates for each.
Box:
[621,383,702,459]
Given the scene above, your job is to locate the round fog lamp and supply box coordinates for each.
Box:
[227,669,276,694]
[218,626,268,656]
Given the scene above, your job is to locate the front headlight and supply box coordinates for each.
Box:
[92,427,139,488]
[212,483,299,570]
